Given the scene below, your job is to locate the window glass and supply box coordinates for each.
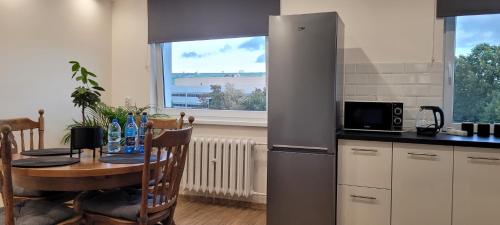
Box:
[453,14,500,122]
[162,36,267,111]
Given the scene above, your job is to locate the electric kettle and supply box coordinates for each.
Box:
[416,106,444,136]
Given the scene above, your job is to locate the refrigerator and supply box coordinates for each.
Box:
[267,12,344,225]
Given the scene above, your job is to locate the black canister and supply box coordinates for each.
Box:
[494,124,500,138]
[477,123,491,137]
[461,122,474,136]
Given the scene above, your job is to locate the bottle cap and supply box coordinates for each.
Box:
[112,118,118,123]
[142,112,147,115]
[128,112,133,115]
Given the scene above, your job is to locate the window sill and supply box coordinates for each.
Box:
[156,108,268,128]
[193,118,267,127]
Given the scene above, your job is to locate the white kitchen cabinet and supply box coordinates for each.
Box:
[453,147,500,225]
[337,185,391,225]
[338,140,393,189]
[392,143,453,225]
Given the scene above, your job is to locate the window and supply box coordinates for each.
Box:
[445,14,500,124]
[160,37,267,114]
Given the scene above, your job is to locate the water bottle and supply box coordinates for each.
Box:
[124,112,138,153]
[137,112,148,153]
[107,118,122,153]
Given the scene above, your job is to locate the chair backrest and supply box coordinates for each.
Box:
[148,112,186,134]
[1,125,15,225]
[0,109,44,152]
[139,118,194,223]
[149,112,196,140]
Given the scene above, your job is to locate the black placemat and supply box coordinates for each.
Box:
[101,146,127,155]
[99,154,157,164]
[20,148,82,157]
[12,157,80,168]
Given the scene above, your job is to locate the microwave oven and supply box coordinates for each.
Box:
[344,101,404,132]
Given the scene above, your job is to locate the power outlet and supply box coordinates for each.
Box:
[124,96,132,107]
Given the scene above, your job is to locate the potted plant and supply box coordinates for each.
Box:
[68,61,106,153]
[62,103,151,145]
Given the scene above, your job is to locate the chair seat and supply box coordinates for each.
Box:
[80,189,170,222]
[14,186,79,202]
[0,200,76,225]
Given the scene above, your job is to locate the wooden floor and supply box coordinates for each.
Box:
[174,199,266,225]
[0,195,266,225]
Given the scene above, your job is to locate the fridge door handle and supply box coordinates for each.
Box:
[272,144,328,151]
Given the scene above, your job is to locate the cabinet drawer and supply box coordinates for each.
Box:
[453,147,500,225]
[392,143,453,225]
[338,140,392,189]
[337,185,391,225]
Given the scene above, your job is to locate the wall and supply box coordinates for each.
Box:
[0,0,112,148]
[110,0,149,107]
[109,0,446,204]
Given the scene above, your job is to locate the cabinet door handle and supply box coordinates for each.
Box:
[350,194,376,200]
[467,156,500,161]
[408,152,437,157]
[351,148,378,153]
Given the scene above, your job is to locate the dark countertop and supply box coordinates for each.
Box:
[337,130,500,149]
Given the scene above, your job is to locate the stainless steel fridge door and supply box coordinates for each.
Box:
[267,150,336,225]
[268,12,340,154]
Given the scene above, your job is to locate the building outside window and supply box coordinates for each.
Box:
[161,36,267,112]
[445,13,500,124]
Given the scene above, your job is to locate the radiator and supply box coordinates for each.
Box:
[181,137,255,198]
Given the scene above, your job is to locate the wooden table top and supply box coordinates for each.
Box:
[11,149,165,178]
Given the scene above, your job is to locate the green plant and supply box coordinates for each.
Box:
[69,61,105,123]
[454,43,500,122]
[61,103,157,144]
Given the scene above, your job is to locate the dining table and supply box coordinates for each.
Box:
[10,149,166,192]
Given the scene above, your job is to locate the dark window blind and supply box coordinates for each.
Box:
[437,0,500,17]
[148,0,280,43]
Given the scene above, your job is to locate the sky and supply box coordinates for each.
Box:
[171,36,266,73]
[455,13,500,56]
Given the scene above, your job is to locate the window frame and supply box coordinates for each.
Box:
[149,40,268,127]
[443,17,457,129]
[443,15,500,129]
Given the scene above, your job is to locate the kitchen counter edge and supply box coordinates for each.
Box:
[337,130,500,149]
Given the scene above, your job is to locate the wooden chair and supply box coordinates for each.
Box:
[148,112,187,133]
[0,125,81,225]
[0,109,45,153]
[0,110,78,202]
[77,117,195,225]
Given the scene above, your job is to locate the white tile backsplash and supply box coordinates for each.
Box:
[344,62,444,130]
[355,63,406,74]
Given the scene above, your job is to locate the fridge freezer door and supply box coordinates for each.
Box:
[267,150,336,225]
[268,13,340,153]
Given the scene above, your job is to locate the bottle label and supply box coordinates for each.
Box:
[139,135,145,145]
[125,136,136,146]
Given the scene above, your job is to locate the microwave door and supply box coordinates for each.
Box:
[345,102,393,130]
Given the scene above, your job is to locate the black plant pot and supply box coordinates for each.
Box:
[70,126,103,157]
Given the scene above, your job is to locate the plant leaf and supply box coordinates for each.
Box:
[87,71,97,77]
[71,63,80,72]
[88,79,98,86]
[92,86,105,91]
[81,67,88,81]
[76,76,82,81]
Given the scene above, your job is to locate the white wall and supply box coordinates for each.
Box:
[0,0,112,148]
[110,0,149,107]
[283,0,444,63]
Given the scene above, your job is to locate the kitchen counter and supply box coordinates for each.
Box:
[338,130,500,149]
